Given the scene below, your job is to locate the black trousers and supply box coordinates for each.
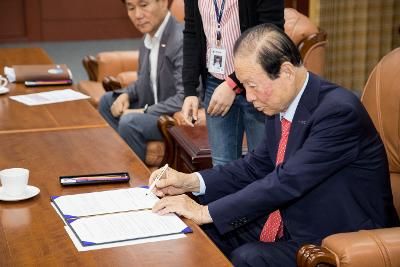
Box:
[201,216,300,267]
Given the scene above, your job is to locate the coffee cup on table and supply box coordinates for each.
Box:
[0,168,29,196]
[0,75,9,94]
[0,76,7,87]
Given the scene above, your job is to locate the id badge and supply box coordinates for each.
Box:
[208,47,226,75]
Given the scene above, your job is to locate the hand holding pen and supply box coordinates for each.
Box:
[148,165,201,197]
[147,164,169,195]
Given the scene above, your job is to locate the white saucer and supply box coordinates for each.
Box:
[0,86,10,95]
[0,185,40,201]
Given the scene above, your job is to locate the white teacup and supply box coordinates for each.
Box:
[0,76,9,94]
[0,76,8,87]
[0,168,29,196]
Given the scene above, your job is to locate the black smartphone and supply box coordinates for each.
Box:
[60,172,130,186]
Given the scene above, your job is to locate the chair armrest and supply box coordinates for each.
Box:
[297,227,400,267]
[97,50,140,81]
[156,109,207,168]
[102,71,138,92]
[299,30,327,76]
[102,76,123,92]
[82,55,98,81]
[297,244,336,267]
[172,109,207,126]
[157,115,177,166]
[116,71,138,87]
[298,29,327,60]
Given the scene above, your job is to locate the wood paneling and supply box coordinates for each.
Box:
[0,0,310,42]
[0,0,141,42]
[41,19,138,41]
[0,0,26,40]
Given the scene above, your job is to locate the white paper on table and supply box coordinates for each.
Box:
[50,188,191,249]
[51,201,187,251]
[52,187,159,218]
[9,89,90,106]
[64,226,185,251]
[68,210,190,246]
[51,203,185,251]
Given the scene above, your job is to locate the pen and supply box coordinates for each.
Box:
[61,178,128,184]
[71,175,128,180]
[147,164,168,195]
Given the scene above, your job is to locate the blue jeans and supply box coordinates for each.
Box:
[204,75,266,166]
[98,92,163,161]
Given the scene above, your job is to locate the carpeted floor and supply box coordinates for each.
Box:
[0,38,142,83]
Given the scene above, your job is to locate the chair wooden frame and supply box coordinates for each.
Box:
[82,55,98,82]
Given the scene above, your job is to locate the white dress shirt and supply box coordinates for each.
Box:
[143,12,171,104]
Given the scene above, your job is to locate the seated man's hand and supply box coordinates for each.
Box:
[111,93,130,117]
[181,96,199,127]
[207,81,236,116]
[149,167,200,197]
[152,195,212,225]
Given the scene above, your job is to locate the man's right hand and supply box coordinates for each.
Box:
[111,93,130,117]
[148,167,200,197]
[181,96,199,127]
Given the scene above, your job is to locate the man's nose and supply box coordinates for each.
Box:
[134,7,144,19]
[245,88,256,103]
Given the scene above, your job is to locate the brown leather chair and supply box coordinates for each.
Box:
[79,51,139,107]
[297,48,400,267]
[284,8,327,76]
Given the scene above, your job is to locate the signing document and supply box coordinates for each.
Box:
[51,187,191,250]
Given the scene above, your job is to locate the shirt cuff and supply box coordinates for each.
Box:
[192,172,206,196]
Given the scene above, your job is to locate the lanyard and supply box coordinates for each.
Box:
[212,0,226,44]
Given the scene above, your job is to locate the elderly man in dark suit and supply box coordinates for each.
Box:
[99,0,184,161]
[149,24,399,266]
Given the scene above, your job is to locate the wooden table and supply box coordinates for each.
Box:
[0,128,231,267]
[0,47,107,134]
[0,85,107,134]
[0,47,232,266]
[0,48,53,68]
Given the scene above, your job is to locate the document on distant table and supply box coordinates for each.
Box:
[51,187,191,248]
[10,89,90,106]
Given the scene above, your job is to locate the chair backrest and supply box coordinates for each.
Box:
[284,8,327,76]
[361,47,400,216]
[170,0,184,23]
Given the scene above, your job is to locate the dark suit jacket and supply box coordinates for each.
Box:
[122,16,184,116]
[182,0,285,97]
[199,73,399,244]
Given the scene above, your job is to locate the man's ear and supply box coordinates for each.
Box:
[280,62,295,79]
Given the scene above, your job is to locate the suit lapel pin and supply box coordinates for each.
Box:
[298,120,308,125]
[161,44,166,48]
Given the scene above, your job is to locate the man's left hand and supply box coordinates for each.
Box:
[152,195,213,225]
[207,81,236,116]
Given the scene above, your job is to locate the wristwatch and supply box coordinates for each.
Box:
[143,104,148,113]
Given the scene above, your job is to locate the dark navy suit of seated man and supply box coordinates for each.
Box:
[148,24,400,267]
